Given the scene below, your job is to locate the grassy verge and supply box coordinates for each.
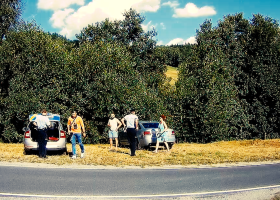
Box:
[0,139,280,167]
[165,65,178,85]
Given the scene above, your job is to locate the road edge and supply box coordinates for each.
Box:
[0,160,280,169]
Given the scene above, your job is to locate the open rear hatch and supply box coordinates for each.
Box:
[29,121,60,142]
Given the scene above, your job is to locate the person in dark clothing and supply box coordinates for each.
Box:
[34,109,50,158]
[121,109,139,156]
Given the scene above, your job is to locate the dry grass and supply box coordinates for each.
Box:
[1,139,280,167]
[165,66,178,85]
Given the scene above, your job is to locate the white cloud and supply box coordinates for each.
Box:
[160,22,166,30]
[38,0,85,11]
[185,36,196,44]
[166,36,197,45]
[166,38,184,46]
[173,3,216,18]
[50,9,74,28]
[45,0,161,38]
[162,1,179,8]
[132,0,161,12]
[157,40,164,46]
[142,21,154,32]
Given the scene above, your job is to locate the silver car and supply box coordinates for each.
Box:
[23,113,67,154]
[118,121,176,150]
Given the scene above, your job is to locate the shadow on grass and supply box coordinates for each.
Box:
[24,150,69,156]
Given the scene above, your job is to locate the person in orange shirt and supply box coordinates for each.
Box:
[67,111,86,159]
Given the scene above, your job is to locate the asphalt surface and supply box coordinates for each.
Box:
[0,163,280,197]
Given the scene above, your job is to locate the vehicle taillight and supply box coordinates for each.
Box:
[25,131,31,138]
[60,130,66,138]
[144,131,151,135]
[172,131,175,135]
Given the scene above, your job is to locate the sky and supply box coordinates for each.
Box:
[21,0,280,46]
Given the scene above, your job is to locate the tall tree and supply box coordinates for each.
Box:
[76,9,166,89]
[0,0,22,42]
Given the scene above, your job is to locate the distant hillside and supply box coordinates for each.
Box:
[165,66,178,85]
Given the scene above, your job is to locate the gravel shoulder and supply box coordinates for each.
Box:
[1,160,280,169]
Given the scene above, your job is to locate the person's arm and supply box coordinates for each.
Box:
[135,118,139,130]
[163,121,168,132]
[80,117,86,136]
[116,119,122,131]
[67,118,71,133]
[46,118,50,128]
[121,118,125,127]
[107,120,111,127]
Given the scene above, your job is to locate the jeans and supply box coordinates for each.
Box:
[71,133,84,155]
[37,129,47,157]
[127,128,136,156]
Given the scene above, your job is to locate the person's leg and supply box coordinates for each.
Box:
[71,134,77,157]
[127,128,135,156]
[109,131,113,149]
[164,142,170,151]
[37,130,44,157]
[42,130,47,157]
[112,131,118,150]
[115,138,118,150]
[109,138,113,149]
[130,129,136,156]
[76,133,85,154]
[154,139,159,153]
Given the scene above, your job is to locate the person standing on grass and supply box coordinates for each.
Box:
[153,115,170,153]
[121,109,139,156]
[107,113,122,150]
[33,109,50,159]
[68,111,86,159]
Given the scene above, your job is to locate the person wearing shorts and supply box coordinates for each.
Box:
[107,114,122,150]
[153,115,170,153]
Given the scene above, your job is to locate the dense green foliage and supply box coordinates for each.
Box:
[155,44,192,67]
[0,0,22,42]
[175,14,280,142]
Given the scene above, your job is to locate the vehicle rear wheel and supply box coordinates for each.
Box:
[23,149,32,155]
[61,147,67,155]
[143,145,150,150]
[168,143,174,149]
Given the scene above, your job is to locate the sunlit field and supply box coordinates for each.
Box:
[1,139,280,167]
[165,66,178,85]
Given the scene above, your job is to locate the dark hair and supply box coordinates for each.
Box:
[41,109,47,113]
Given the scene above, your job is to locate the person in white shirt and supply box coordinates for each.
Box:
[107,114,122,150]
[121,109,138,156]
[33,109,50,158]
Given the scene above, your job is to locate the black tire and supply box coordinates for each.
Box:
[143,145,150,150]
[168,143,174,149]
[23,149,32,155]
[61,147,67,155]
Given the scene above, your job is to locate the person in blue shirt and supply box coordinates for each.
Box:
[34,109,50,158]
[153,115,170,153]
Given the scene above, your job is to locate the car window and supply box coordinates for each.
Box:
[142,123,159,128]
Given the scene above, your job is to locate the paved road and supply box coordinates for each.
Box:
[0,164,279,197]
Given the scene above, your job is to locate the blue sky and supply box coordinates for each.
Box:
[21,0,280,45]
